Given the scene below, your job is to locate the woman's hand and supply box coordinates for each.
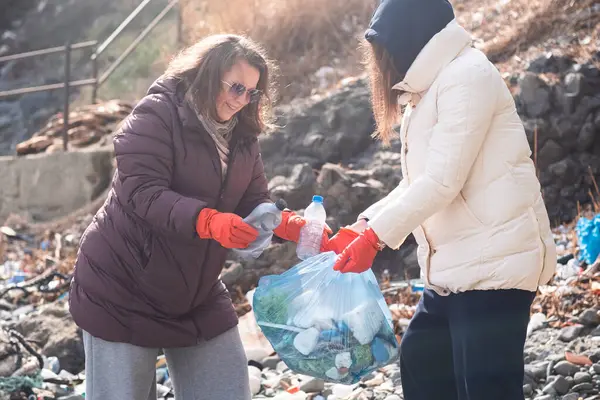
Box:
[332,228,382,273]
[323,227,359,254]
[273,210,332,246]
[196,208,258,249]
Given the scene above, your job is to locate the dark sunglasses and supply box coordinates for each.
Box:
[222,81,263,104]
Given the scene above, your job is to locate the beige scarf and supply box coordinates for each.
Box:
[186,95,237,181]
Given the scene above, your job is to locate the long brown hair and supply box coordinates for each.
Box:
[165,34,277,137]
[363,39,404,146]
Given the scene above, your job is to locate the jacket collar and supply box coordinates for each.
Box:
[392,19,472,95]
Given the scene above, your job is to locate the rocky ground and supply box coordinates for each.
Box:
[0,1,598,397]
[0,213,599,399]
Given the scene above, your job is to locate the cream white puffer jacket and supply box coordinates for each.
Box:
[361,20,556,295]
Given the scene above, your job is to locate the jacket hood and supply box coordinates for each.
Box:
[147,76,202,132]
[365,0,455,79]
[145,75,258,145]
[393,20,473,96]
[147,75,182,98]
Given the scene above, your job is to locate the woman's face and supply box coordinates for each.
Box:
[216,59,260,122]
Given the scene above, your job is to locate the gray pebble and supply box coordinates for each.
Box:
[524,383,534,396]
[571,382,594,392]
[384,396,402,400]
[579,309,600,327]
[299,377,325,393]
[387,370,401,385]
[575,372,593,384]
[527,362,551,380]
[561,393,579,400]
[534,395,553,400]
[559,325,585,342]
[543,376,571,395]
[549,354,567,363]
[261,355,281,370]
[593,364,600,375]
[555,361,581,376]
[589,350,600,364]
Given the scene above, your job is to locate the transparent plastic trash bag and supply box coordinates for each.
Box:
[252,251,399,384]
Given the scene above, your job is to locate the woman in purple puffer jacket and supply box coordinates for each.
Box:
[70,34,316,400]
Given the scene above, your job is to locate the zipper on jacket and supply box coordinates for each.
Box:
[400,103,441,292]
[196,134,237,343]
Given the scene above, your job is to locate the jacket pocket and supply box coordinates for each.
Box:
[527,207,546,276]
[458,192,484,227]
[140,231,154,270]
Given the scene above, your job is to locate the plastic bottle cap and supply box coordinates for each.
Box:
[312,195,323,203]
[275,198,288,211]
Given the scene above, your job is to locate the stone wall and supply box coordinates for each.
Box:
[0,147,114,223]
[514,56,600,223]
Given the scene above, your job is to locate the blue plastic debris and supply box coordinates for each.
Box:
[575,213,600,265]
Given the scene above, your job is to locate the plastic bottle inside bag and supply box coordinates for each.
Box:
[296,195,326,260]
[233,199,287,260]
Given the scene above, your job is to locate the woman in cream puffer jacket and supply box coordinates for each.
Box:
[327,0,557,399]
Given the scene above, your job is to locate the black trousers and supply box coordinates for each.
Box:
[400,288,535,400]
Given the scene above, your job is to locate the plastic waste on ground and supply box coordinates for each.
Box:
[233,199,287,260]
[575,213,600,265]
[252,251,399,384]
[555,258,581,280]
[272,391,309,400]
[296,196,327,260]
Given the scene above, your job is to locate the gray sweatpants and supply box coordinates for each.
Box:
[82,327,251,400]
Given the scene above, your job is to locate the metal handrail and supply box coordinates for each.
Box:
[0,40,97,63]
[98,0,178,87]
[0,0,180,152]
[95,0,154,57]
[0,78,97,97]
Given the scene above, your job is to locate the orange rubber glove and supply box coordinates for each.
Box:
[324,227,360,254]
[196,208,258,249]
[333,228,381,273]
[273,210,332,246]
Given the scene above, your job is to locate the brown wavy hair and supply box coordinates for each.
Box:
[363,39,404,146]
[165,34,277,136]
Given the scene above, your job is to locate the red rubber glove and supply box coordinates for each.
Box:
[273,210,332,243]
[323,227,359,254]
[333,228,381,273]
[196,208,258,249]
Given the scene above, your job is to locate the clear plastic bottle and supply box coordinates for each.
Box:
[296,195,327,260]
[233,199,287,260]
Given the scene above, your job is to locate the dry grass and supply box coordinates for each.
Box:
[455,0,600,71]
[179,0,377,103]
[178,0,598,103]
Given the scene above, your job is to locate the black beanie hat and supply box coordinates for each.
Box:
[365,0,455,79]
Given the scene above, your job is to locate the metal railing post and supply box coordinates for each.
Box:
[91,49,99,104]
[176,2,183,46]
[63,41,71,151]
